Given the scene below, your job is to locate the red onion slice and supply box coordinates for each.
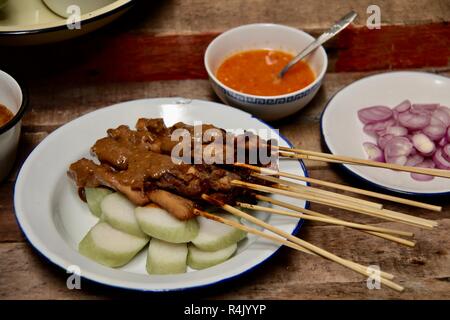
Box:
[363,119,396,136]
[412,133,436,156]
[385,125,408,137]
[430,116,446,127]
[442,144,450,162]
[438,136,448,147]
[358,101,450,182]
[393,100,411,113]
[422,125,446,141]
[377,134,394,150]
[384,136,413,158]
[398,111,431,130]
[405,154,424,167]
[363,142,384,162]
[440,106,450,118]
[385,155,408,166]
[433,148,450,169]
[411,160,436,181]
[358,106,393,124]
[432,107,450,126]
[411,103,439,114]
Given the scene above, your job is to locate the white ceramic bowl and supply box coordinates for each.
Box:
[204,23,327,121]
[0,70,27,181]
[321,71,450,197]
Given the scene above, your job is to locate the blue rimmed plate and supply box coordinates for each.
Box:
[14,98,308,292]
[321,71,450,197]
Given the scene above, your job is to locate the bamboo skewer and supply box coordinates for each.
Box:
[201,194,404,292]
[276,146,450,179]
[232,179,431,229]
[194,208,395,280]
[275,183,433,229]
[193,208,314,255]
[252,173,437,228]
[255,194,416,247]
[252,173,383,209]
[235,162,441,212]
[238,202,414,237]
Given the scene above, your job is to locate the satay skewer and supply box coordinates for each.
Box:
[232,179,435,229]
[201,194,404,292]
[234,162,441,213]
[193,208,395,280]
[237,202,413,237]
[255,194,416,247]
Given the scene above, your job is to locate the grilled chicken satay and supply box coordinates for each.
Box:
[68,118,270,220]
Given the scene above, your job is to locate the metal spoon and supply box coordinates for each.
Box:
[278,10,357,78]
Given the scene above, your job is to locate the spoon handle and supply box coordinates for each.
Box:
[278,11,357,78]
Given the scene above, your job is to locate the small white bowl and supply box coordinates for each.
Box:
[204,23,327,121]
[0,70,27,181]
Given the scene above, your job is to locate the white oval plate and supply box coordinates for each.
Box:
[14,98,307,292]
[321,71,450,197]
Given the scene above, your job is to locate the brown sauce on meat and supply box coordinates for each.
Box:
[0,104,14,128]
[68,118,259,218]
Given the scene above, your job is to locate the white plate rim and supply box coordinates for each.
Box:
[0,0,134,35]
[13,97,309,292]
[320,71,450,197]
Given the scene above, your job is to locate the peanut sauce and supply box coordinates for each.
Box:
[216,49,315,96]
[0,104,13,128]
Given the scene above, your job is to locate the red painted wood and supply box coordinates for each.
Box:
[335,23,450,72]
[1,23,448,83]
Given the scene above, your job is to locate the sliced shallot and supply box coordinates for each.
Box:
[411,104,438,114]
[384,137,412,165]
[358,106,393,124]
[433,148,450,169]
[363,142,384,162]
[363,119,396,136]
[432,107,450,126]
[377,134,394,150]
[422,125,446,141]
[438,136,448,147]
[411,133,436,156]
[385,125,408,137]
[358,100,449,181]
[411,160,435,182]
[405,154,424,167]
[442,144,450,162]
[398,111,431,130]
[393,100,411,113]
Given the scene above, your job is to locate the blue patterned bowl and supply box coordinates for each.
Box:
[204,23,327,121]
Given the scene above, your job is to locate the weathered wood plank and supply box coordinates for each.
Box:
[125,0,450,35]
[1,220,448,299]
[18,70,450,131]
[1,25,449,84]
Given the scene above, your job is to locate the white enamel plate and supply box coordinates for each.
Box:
[321,71,450,197]
[14,98,307,292]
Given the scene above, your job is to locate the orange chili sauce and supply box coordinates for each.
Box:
[0,104,13,128]
[216,49,315,96]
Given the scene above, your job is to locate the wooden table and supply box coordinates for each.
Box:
[1,0,449,300]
